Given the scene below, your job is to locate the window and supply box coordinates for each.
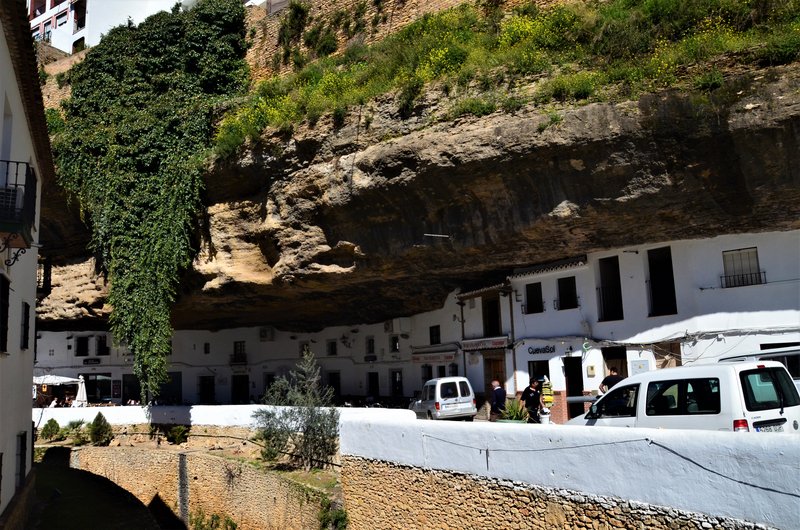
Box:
[524,282,544,314]
[75,336,89,357]
[389,335,399,353]
[440,382,458,399]
[589,384,638,418]
[96,335,110,356]
[203,342,210,354]
[646,378,720,416]
[326,340,337,356]
[458,381,470,397]
[740,368,800,412]
[234,341,246,355]
[437,365,446,378]
[597,257,623,321]
[20,302,30,350]
[647,247,677,316]
[429,325,441,345]
[0,275,8,352]
[722,247,765,288]
[365,336,375,354]
[555,276,578,310]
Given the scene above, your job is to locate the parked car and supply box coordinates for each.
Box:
[410,376,477,420]
[567,361,800,433]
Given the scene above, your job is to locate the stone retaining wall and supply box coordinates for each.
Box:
[69,447,326,530]
[341,456,774,530]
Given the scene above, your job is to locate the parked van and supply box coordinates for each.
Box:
[410,376,477,420]
[567,361,800,433]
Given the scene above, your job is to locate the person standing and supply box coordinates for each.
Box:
[520,377,545,423]
[599,367,624,394]
[489,380,506,422]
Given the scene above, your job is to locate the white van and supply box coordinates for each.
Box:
[410,376,477,420]
[567,361,800,433]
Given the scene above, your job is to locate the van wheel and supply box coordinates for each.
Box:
[427,412,433,420]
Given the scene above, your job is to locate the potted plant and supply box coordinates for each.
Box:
[498,399,528,423]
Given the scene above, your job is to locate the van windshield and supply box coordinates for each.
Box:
[740,367,800,412]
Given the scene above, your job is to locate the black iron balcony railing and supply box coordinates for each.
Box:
[0,160,37,251]
[553,296,579,311]
[230,352,247,365]
[720,271,766,289]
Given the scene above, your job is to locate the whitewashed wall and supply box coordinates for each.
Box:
[340,417,800,529]
[33,404,414,429]
[0,17,43,514]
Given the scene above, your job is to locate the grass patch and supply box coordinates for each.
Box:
[215,0,800,157]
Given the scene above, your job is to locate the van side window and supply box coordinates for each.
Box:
[423,385,434,401]
[646,378,720,416]
[594,384,638,417]
[440,382,458,399]
[458,381,471,397]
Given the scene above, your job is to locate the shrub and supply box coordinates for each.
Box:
[88,412,114,446]
[64,420,88,446]
[41,418,60,440]
[319,498,348,530]
[693,68,724,91]
[397,72,424,117]
[501,399,528,421]
[449,96,496,118]
[252,348,340,471]
[168,425,190,444]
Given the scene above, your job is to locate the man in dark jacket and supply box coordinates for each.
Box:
[489,380,506,422]
[599,367,624,394]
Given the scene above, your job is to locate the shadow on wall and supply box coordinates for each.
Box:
[149,494,186,530]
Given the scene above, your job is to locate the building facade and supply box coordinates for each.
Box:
[35,230,800,421]
[27,0,197,54]
[0,0,48,520]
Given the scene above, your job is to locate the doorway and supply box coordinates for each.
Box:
[601,346,628,378]
[366,372,379,399]
[483,351,506,398]
[563,356,584,419]
[482,296,502,337]
[198,375,215,405]
[390,370,403,398]
[231,374,249,404]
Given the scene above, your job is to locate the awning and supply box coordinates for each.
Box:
[33,375,81,386]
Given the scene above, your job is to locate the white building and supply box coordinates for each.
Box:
[27,0,198,54]
[0,1,47,521]
[35,230,800,421]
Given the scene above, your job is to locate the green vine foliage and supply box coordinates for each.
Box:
[51,0,248,399]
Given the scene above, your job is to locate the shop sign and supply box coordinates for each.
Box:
[412,353,456,364]
[82,358,101,365]
[527,345,556,355]
[462,338,508,351]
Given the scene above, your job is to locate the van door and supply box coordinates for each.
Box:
[583,383,639,427]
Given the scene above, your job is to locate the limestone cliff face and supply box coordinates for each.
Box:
[38,66,800,330]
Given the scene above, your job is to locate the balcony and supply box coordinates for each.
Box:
[720,271,766,289]
[0,160,37,252]
[229,352,247,365]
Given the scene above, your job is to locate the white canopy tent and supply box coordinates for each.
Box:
[33,375,81,386]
